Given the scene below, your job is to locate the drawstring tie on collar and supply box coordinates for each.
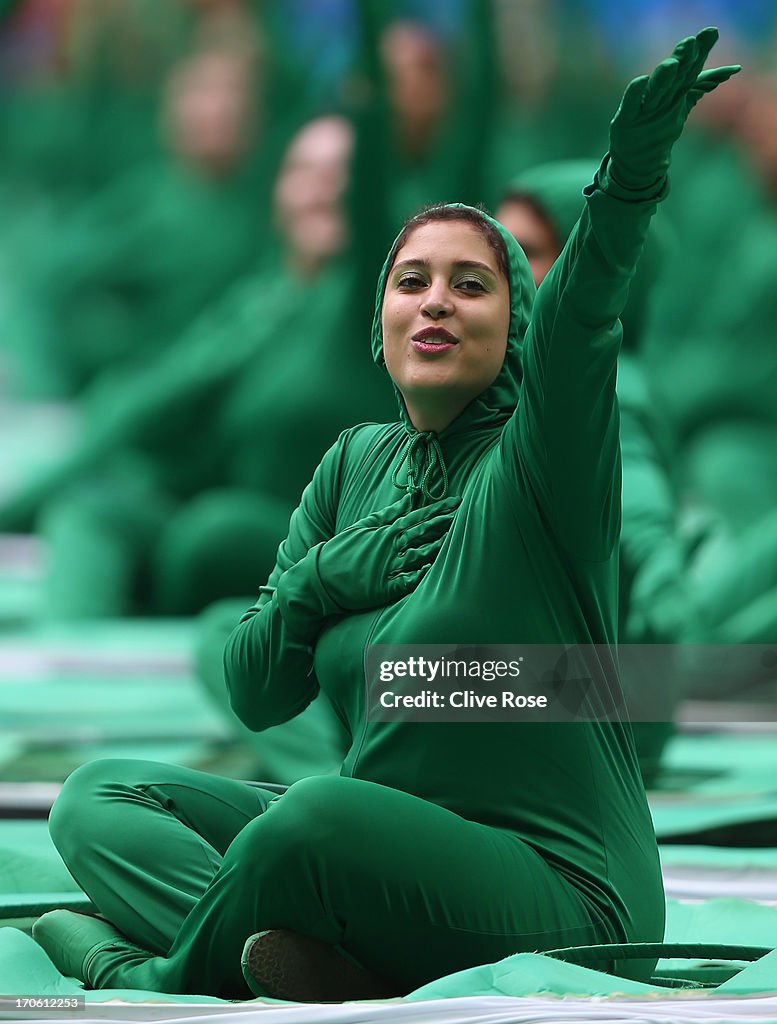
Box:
[391,431,449,501]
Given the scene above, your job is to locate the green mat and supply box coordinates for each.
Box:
[0,397,79,625]
[4,900,777,1010]
[649,731,777,842]
[660,844,777,902]
[0,821,77,895]
[0,620,239,782]
[658,732,777,793]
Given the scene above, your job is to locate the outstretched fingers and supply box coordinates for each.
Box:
[651,35,707,107]
[679,28,730,93]
[694,65,742,91]
[677,27,719,84]
[694,26,720,63]
[641,33,703,112]
[687,65,742,111]
[659,27,719,98]
[641,58,682,110]
[608,24,736,191]
[642,27,738,115]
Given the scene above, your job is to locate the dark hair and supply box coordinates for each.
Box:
[386,204,511,282]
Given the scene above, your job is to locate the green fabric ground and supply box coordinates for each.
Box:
[0,617,358,784]
[0,821,78,897]
[0,620,245,783]
[650,732,777,840]
[661,845,777,868]
[3,899,777,1003]
[659,732,777,792]
[0,618,223,749]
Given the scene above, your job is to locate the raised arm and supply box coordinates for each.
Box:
[505,28,739,561]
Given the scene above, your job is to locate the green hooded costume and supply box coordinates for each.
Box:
[41,166,666,997]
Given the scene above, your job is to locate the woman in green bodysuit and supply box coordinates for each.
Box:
[32,31,738,1002]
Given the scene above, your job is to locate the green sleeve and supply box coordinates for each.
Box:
[222,433,347,731]
[442,0,498,205]
[347,0,398,327]
[506,160,665,561]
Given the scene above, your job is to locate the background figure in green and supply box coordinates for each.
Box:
[0,114,391,622]
[31,31,738,1001]
[191,114,379,783]
[639,70,777,537]
[496,159,696,786]
[631,68,777,697]
[352,0,498,226]
[5,44,266,400]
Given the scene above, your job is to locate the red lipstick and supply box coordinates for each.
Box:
[411,327,458,354]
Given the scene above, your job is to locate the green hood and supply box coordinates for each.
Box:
[370,204,536,439]
[504,161,667,352]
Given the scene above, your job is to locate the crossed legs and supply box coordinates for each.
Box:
[41,759,614,998]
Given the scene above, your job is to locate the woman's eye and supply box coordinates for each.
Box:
[397,274,426,289]
[457,278,486,293]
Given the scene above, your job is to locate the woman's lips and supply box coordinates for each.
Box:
[411,328,458,355]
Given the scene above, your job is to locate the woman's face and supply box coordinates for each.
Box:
[381,220,510,432]
[495,198,560,288]
[380,21,448,147]
[164,52,253,174]
[273,117,353,273]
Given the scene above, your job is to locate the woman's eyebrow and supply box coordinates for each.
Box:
[392,258,496,275]
[455,260,497,275]
[392,258,430,273]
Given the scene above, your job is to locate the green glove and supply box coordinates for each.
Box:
[276,494,460,642]
[608,27,740,192]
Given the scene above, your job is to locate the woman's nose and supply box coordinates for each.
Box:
[420,285,453,319]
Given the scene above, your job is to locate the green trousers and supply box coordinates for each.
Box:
[49,759,625,998]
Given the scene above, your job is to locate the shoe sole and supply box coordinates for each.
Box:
[241,929,396,1002]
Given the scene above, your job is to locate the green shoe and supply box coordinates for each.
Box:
[241,928,397,1002]
[32,910,129,985]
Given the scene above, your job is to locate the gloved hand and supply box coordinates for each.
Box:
[608,27,740,192]
[276,493,460,642]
